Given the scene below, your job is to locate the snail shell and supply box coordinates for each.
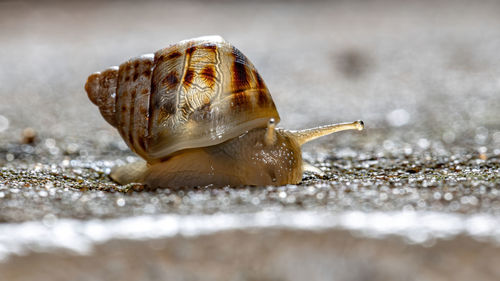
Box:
[85,36,364,188]
[86,35,279,162]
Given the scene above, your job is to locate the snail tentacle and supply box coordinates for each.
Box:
[264,118,277,146]
[288,120,364,146]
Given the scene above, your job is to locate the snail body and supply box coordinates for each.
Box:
[85,36,364,188]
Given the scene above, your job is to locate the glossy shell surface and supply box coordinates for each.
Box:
[85,36,280,161]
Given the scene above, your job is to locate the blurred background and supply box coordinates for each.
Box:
[1,0,499,144]
[0,0,499,280]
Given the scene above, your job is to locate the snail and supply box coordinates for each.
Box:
[85,35,364,188]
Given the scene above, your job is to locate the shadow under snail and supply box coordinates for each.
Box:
[85,35,364,188]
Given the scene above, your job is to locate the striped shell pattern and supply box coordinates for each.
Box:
[85,36,280,162]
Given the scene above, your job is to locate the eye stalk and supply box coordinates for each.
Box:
[264,118,277,146]
[288,120,365,146]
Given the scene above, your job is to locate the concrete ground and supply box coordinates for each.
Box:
[0,0,499,280]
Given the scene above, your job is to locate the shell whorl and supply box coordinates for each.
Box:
[85,36,280,162]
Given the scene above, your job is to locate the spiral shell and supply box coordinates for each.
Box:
[85,36,280,161]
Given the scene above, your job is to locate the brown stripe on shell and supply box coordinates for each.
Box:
[200,65,216,89]
[231,46,251,91]
[132,88,151,153]
[127,88,137,146]
[257,90,270,107]
[254,69,266,90]
[162,71,179,89]
[166,51,182,60]
[116,73,131,145]
[182,43,197,88]
[129,56,153,156]
[185,45,197,57]
[147,80,156,138]
[113,56,155,158]
[118,102,128,130]
[183,68,195,88]
[116,63,134,146]
[231,91,250,111]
